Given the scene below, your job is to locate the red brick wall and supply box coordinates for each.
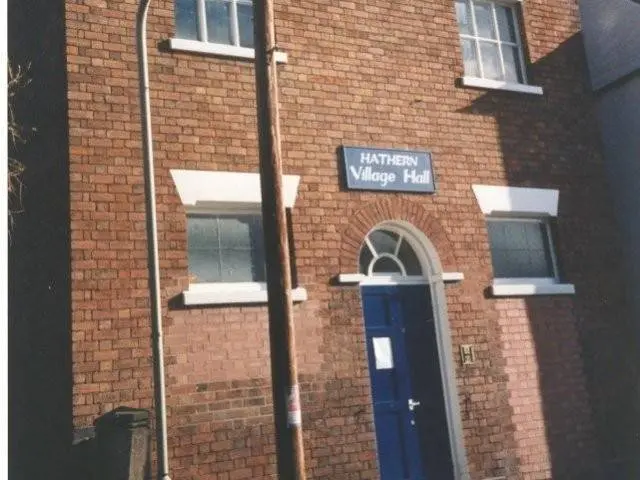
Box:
[497,298,600,479]
[63,0,633,478]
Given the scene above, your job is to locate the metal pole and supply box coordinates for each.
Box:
[252,1,307,479]
[135,2,171,479]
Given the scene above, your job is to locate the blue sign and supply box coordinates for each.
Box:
[341,146,435,193]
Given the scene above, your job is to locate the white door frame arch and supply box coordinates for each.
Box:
[353,220,470,480]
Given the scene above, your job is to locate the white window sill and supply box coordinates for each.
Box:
[461,76,543,95]
[183,282,307,306]
[491,282,575,297]
[168,38,288,63]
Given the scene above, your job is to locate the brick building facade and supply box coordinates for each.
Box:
[8,0,639,479]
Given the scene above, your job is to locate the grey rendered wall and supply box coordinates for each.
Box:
[580,0,640,329]
[595,76,640,333]
[579,0,640,90]
[580,6,640,472]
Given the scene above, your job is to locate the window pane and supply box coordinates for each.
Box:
[473,2,496,39]
[175,0,199,40]
[205,0,232,45]
[479,41,502,80]
[237,2,254,48]
[487,221,508,250]
[188,213,266,283]
[507,222,528,250]
[369,230,399,255]
[220,248,266,282]
[496,5,517,43]
[188,216,220,250]
[219,214,265,282]
[502,45,523,83]
[372,257,403,275]
[527,249,553,277]
[490,247,511,278]
[248,216,266,281]
[461,38,480,78]
[359,245,374,274]
[189,249,222,282]
[488,220,555,278]
[188,216,221,282]
[397,239,422,276]
[455,0,473,36]
[523,222,545,250]
[527,223,554,277]
[218,215,257,249]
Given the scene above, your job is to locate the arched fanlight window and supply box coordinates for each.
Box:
[359,228,422,276]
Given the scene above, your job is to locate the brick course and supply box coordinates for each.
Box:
[61,0,633,478]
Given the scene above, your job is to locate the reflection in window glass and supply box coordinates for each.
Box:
[502,46,523,83]
[473,2,495,39]
[187,214,265,283]
[219,215,253,249]
[372,257,403,275]
[221,248,263,282]
[487,220,555,278]
[397,239,422,276]
[237,2,254,48]
[369,229,399,255]
[206,0,232,45]
[496,5,517,43]
[359,245,374,275]
[479,42,502,80]
[455,0,473,35]
[358,229,423,277]
[175,0,199,40]
[188,216,221,283]
[461,39,480,78]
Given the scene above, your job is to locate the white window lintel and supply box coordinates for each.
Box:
[168,38,288,63]
[171,170,300,208]
[472,184,559,217]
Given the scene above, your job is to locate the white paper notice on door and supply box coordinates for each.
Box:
[373,337,394,370]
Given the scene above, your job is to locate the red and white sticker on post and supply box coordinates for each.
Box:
[287,384,302,427]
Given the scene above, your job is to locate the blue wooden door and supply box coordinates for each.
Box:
[362,285,454,480]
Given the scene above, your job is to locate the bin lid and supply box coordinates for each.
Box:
[94,406,149,429]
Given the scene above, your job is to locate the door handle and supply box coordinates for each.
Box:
[408,399,421,411]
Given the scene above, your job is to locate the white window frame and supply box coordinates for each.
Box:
[360,229,422,277]
[456,0,543,95]
[472,184,575,296]
[186,207,266,282]
[169,0,288,62]
[171,170,306,305]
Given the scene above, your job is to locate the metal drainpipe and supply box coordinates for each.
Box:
[135,1,171,479]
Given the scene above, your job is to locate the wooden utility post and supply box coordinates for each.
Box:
[252,1,307,480]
